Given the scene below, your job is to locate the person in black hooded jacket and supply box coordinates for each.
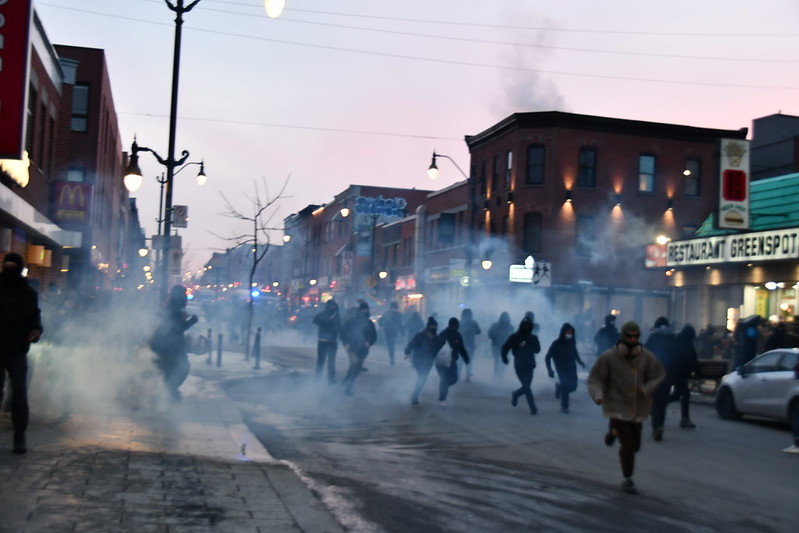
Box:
[545,323,586,413]
[501,317,541,415]
[644,316,679,441]
[404,316,446,405]
[0,252,43,454]
[435,317,469,405]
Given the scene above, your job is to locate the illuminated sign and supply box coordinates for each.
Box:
[718,138,750,230]
[53,181,92,223]
[0,0,33,159]
[665,228,799,267]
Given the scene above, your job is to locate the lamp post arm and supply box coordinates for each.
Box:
[435,152,469,179]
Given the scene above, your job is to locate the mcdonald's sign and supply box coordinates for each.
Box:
[0,0,33,159]
[52,181,92,223]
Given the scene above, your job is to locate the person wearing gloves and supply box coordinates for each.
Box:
[501,317,541,415]
[588,321,665,495]
[544,323,586,413]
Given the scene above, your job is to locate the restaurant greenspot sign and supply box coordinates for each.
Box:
[666,228,799,267]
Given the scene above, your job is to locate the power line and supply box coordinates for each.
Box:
[37,2,799,91]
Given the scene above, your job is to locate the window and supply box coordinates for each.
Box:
[684,158,701,197]
[71,84,90,132]
[26,85,37,157]
[438,213,455,247]
[575,215,595,257]
[523,212,542,253]
[504,150,512,189]
[67,167,86,182]
[577,147,596,188]
[479,160,487,197]
[639,154,656,193]
[526,144,545,185]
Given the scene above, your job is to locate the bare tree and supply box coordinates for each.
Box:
[217,176,290,359]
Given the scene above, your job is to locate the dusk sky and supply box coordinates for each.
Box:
[34,0,799,275]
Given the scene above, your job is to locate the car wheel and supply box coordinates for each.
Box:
[716,387,742,420]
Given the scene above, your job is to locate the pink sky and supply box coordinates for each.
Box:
[34,0,799,274]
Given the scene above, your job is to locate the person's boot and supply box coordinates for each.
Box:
[511,391,519,407]
[13,432,26,454]
[679,418,696,429]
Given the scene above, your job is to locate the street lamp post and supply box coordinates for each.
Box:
[123,0,286,297]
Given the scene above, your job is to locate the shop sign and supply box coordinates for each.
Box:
[665,228,799,267]
[718,138,750,230]
[395,275,416,291]
[0,0,33,159]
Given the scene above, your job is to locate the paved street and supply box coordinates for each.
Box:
[225,341,798,533]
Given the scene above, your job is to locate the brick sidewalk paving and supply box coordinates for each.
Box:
[0,353,344,533]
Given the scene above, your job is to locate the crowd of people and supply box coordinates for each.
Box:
[2,247,798,493]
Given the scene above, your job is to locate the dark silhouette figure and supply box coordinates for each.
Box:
[545,323,586,413]
[670,324,699,429]
[312,299,342,383]
[0,253,43,454]
[594,314,619,357]
[488,312,514,380]
[644,316,679,441]
[404,316,446,405]
[150,285,198,401]
[501,317,541,415]
[341,301,377,396]
[459,308,481,382]
[436,317,469,404]
[379,302,404,365]
[404,309,425,344]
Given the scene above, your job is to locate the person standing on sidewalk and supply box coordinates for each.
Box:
[312,299,342,383]
[544,323,586,413]
[341,301,377,396]
[404,317,446,405]
[644,316,679,441]
[150,285,198,401]
[501,317,541,415]
[588,321,664,494]
[459,308,481,383]
[0,253,43,454]
[378,302,403,365]
[670,324,699,429]
[435,317,469,405]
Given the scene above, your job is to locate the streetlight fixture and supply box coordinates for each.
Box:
[427,151,469,181]
[128,0,287,297]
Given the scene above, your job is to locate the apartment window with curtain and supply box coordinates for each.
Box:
[504,149,512,189]
[575,215,595,257]
[526,144,545,185]
[577,147,597,187]
[639,154,656,193]
[71,84,90,132]
[523,212,542,253]
[684,157,702,197]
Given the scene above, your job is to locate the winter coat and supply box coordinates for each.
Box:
[151,301,198,368]
[545,323,585,393]
[379,309,404,338]
[674,326,699,379]
[404,312,425,341]
[313,306,342,343]
[437,326,470,366]
[405,330,445,372]
[488,314,514,348]
[343,311,377,355]
[459,316,481,350]
[593,324,619,356]
[500,330,540,368]
[587,341,665,422]
[644,325,680,382]
[0,273,42,354]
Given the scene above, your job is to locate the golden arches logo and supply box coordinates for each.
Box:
[58,183,85,208]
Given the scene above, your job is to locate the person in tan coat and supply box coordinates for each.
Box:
[588,320,665,494]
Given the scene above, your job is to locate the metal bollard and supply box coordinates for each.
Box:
[217,333,223,367]
[206,328,213,366]
[253,327,262,370]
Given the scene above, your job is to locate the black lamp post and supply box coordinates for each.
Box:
[122,0,287,298]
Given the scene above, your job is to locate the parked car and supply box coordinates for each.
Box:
[715,348,799,422]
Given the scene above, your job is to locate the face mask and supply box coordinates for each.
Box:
[564,334,573,340]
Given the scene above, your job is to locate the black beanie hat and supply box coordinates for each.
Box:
[426,316,437,328]
[4,252,24,268]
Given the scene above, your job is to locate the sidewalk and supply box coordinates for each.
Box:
[0,347,345,533]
